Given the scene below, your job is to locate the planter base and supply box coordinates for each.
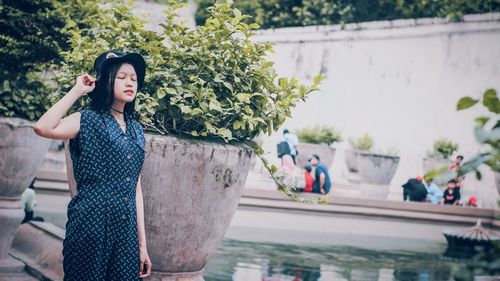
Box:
[0,204,24,262]
[146,270,204,281]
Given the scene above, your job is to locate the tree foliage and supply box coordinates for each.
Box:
[0,0,102,121]
[195,0,500,29]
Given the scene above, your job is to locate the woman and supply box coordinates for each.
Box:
[34,51,152,280]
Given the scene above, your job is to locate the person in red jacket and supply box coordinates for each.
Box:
[303,164,315,192]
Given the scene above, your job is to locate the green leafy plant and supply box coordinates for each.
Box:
[55,0,324,143]
[456,88,499,173]
[296,125,342,145]
[0,0,102,121]
[429,138,459,159]
[450,88,500,281]
[194,0,500,29]
[349,133,374,151]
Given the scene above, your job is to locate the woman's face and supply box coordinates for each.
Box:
[113,63,138,104]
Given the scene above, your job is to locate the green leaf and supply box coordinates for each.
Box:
[218,128,232,140]
[475,116,490,127]
[222,82,233,92]
[456,96,478,110]
[483,88,500,114]
[157,88,166,99]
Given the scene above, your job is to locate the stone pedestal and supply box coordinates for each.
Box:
[141,135,253,280]
[0,117,51,272]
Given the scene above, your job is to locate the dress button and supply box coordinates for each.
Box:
[127,155,132,160]
[121,215,126,220]
[126,177,131,181]
[123,197,128,202]
[124,136,128,140]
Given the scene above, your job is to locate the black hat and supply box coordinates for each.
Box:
[93,51,146,89]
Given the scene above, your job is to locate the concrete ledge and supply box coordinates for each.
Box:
[10,222,64,281]
[241,189,500,229]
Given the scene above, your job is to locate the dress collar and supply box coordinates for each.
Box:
[102,110,136,141]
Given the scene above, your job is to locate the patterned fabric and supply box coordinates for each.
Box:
[63,109,146,281]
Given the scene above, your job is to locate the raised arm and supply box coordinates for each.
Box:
[33,74,95,140]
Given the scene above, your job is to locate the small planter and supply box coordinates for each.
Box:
[141,134,253,280]
[358,151,400,185]
[0,117,51,269]
[295,143,336,169]
[345,149,400,185]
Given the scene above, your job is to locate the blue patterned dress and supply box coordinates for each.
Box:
[63,109,146,281]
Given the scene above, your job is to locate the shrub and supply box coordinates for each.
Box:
[430,138,459,159]
[55,1,323,142]
[194,0,500,29]
[296,125,342,145]
[0,0,102,121]
[349,133,374,151]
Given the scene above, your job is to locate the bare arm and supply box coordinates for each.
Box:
[319,172,326,190]
[64,140,78,198]
[33,75,95,140]
[136,176,147,248]
[136,176,152,277]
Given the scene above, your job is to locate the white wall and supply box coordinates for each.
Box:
[251,14,500,208]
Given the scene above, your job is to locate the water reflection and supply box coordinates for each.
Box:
[204,239,458,281]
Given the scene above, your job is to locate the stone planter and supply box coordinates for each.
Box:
[345,149,400,185]
[422,157,451,186]
[141,135,253,280]
[358,152,400,185]
[296,143,336,169]
[0,117,51,271]
[344,149,359,173]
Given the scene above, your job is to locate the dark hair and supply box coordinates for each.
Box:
[312,154,320,161]
[89,61,136,115]
[447,179,457,185]
[304,164,312,172]
[28,179,35,189]
[283,129,289,134]
[457,155,464,160]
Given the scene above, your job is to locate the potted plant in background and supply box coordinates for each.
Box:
[295,125,342,168]
[345,133,373,174]
[55,1,323,280]
[423,138,458,172]
[345,133,400,194]
[422,138,458,185]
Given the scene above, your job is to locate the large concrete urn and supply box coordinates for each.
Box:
[141,135,253,280]
[296,143,336,169]
[345,149,400,189]
[0,117,51,271]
